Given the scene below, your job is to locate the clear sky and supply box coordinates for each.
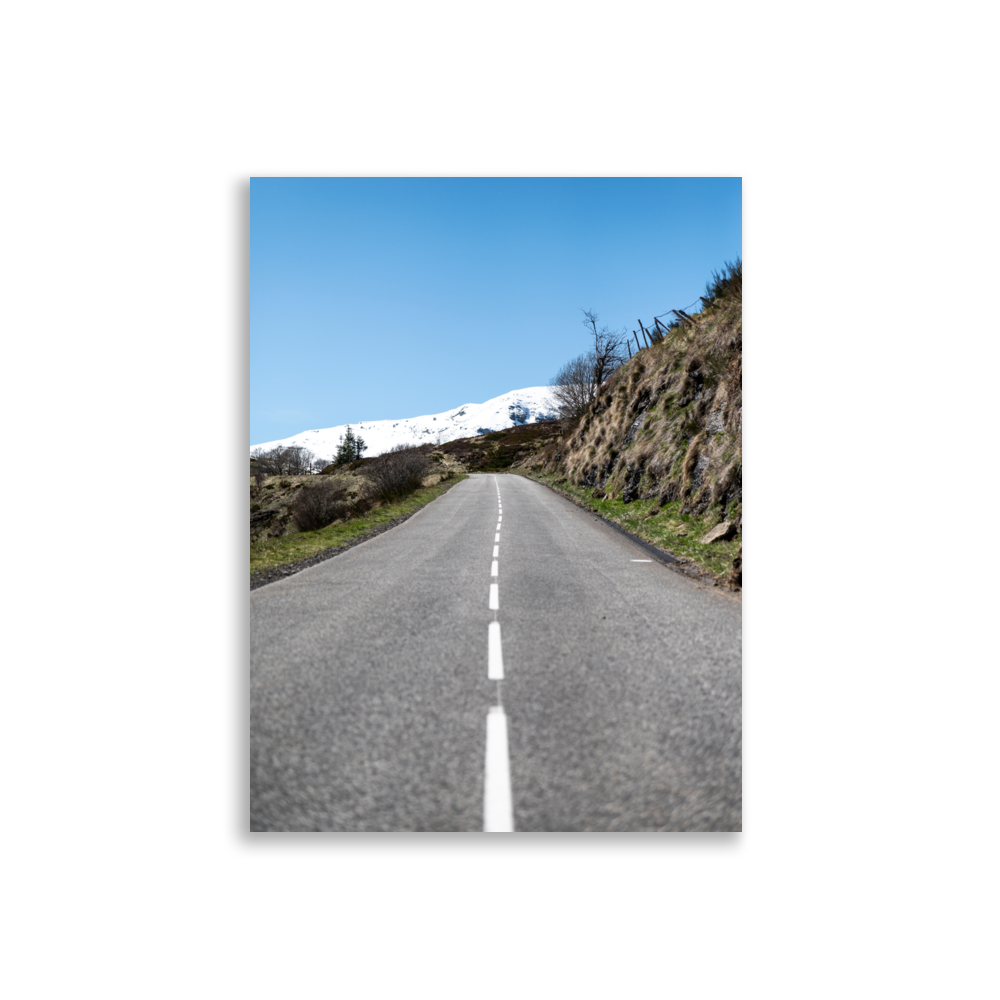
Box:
[248,177,742,445]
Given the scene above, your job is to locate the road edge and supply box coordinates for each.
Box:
[250,476,466,591]
[512,471,741,596]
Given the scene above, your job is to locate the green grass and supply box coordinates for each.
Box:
[513,470,740,581]
[250,475,467,576]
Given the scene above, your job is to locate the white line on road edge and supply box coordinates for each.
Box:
[631,559,653,562]
[493,545,499,557]
[488,621,504,679]
[491,559,499,577]
[484,706,514,832]
[489,583,499,610]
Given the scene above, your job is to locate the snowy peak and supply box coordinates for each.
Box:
[250,387,560,461]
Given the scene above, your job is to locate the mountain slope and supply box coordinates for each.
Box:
[250,387,560,461]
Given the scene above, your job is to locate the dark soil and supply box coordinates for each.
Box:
[727,545,742,591]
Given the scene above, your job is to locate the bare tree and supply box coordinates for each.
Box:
[581,309,628,386]
[284,446,316,475]
[250,446,289,475]
[250,444,316,475]
[550,353,598,421]
[550,311,628,422]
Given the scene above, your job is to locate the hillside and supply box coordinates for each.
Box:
[519,264,742,587]
[250,386,560,461]
[249,266,741,589]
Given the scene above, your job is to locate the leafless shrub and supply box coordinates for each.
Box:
[251,445,317,476]
[362,444,430,503]
[290,477,354,532]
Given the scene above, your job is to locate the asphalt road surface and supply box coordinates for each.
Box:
[250,473,741,832]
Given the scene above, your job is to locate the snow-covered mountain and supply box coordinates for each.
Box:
[250,386,561,462]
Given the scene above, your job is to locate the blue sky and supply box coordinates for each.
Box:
[248,178,742,445]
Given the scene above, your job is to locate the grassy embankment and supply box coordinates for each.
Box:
[250,474,467,577]
[512,469,740,581]
[518,259,742,588]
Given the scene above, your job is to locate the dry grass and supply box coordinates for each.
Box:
[520,276,741,526]
[515,470,741,586]
[251,476,468,576]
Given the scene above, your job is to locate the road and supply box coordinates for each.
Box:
[250,473,741,832]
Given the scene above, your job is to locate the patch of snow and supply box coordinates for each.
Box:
[250,386,561,463]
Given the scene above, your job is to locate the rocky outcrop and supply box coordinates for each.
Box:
[250,508,278,535]
[700,521,737,544]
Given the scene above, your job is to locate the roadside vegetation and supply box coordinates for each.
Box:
[250,444,466,578]
[512,469,741,584]
[527,258,742,588]
[251,476,466,578]
[433,420,563,471]
[249,258,741,589]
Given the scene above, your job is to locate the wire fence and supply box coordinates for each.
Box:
[623,296,717,358]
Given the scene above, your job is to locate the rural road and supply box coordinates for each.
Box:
[250,473,741,832]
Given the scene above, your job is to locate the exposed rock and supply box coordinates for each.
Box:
[621,465,643,503]
[624,414,644,445]
[658,482,681,507]
[728,545,742,589]
[250,508,277,534]
[700,520,737,544]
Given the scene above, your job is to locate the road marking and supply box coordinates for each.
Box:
[483,706,514,832]
[487,621,504,679]
[491,559,498,577]
[489,583,499,609]
[631,559,653,562]
[498,515,502,522]
[492,545,499,557]
[494,533,500,542]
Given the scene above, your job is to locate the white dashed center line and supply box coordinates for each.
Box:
[483,475,513,832]
[484,706,514,832]
[488,621,504,679]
